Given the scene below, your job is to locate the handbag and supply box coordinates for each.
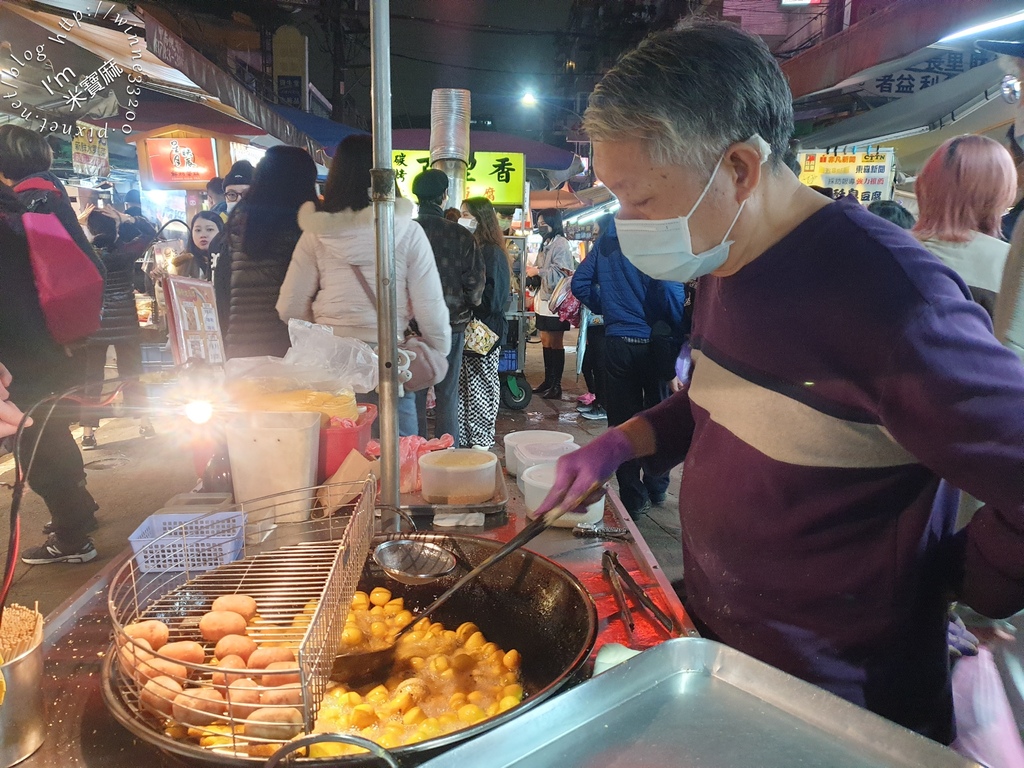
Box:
[350,265,448,391]
[547,274,573,313]
[464,318,498,356]
[22,210,104,345]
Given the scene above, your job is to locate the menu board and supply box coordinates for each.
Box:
[163,276,224,365]
[798,148,896,202]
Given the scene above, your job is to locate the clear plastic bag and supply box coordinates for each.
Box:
[282,319,379,394]
[952,646,1024,767]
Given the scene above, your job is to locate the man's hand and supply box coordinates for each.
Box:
[0,364,30,439]
[948,615,980,660]
[530,429,636,519]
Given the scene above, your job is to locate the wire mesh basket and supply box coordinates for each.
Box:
[105,478,375,761]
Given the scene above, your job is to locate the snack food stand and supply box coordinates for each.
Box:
[0,2,982,765]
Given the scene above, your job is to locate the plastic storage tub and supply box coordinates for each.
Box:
[503,430,574,476]
[520,463,604,527]
[515,441,580,487]
[318,404,377,483]
[419,449,498,505]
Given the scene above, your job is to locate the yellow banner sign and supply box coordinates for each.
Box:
[798,148,895,202]
[72,121,109,177]
[392,150,525,207]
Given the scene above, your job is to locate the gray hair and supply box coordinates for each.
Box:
[584,18,794,171]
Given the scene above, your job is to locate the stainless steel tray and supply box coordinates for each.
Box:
[400,462,509,515]
[419,638,978,768]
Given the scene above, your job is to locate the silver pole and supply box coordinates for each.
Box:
[370,0,400,529]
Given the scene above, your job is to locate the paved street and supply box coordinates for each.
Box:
[0,341,683,616]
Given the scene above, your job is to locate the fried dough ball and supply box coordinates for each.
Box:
[247,647,295,670]
[199,611,247,643]
[225,679,262,720]
[140,675,183,718]
[171,688,226,728]
[214,634,257,663]
[211,594,258,622]
[124,620,169,651]
[160,641,206,666]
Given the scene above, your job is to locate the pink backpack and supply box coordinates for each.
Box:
[15,179,103,345]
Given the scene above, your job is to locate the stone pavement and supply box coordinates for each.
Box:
[0,338,683,616]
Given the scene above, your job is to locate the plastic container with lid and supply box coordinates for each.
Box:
[520,462,604,527]
[419,449,498,505]
[516,442,580,491]
[503,430,574,476]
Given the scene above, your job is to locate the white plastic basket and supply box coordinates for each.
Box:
[127,511,245,573]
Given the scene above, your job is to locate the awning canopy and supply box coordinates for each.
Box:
[269,104,366,152]
[392,129,579,172]
[801,60,1010,149]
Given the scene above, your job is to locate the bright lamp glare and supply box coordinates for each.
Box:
[184,400,213,424]
[521,91,538,107]
[940,10,1024,42]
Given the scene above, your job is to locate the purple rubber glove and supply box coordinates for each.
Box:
[530,429,636,520]
[948,615,980,660]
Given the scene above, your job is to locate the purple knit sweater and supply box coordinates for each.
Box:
[642,196,1024,743]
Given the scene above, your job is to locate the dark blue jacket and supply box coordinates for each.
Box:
[571,219,687,339]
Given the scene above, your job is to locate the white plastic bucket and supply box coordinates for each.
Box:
[503,430,574,476]
[516,442,580,492]
[226,411,321,539]
[521,463,604,527]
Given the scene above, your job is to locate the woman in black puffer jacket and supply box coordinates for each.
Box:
[79,210,156,447]
[216,146,318,359]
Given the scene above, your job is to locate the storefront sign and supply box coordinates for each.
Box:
[146,138,217,184]
[861,50,996,98]
[798,149,896,202]
[392,150,525,207]
[273,26,308,110]
[71,121,109,177]
[229,142,267,167]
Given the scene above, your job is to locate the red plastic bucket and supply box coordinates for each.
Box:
[317,404,377,483]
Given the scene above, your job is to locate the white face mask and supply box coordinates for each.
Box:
[226,200,237,213]
[615,135,772,283]
[458,216,478,233]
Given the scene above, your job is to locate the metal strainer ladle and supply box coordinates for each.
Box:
[373,539,457,585]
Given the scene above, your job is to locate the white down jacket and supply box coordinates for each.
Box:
[277,198,451,356]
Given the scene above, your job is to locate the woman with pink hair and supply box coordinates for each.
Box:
[914,135,1017,319]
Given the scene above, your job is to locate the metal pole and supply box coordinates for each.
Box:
[370,0,400,530]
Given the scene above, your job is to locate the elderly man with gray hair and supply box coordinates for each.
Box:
[535,19,1024,745]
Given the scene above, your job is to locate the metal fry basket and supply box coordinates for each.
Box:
[105,479,374,762]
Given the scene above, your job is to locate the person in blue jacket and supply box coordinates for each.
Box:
[571,215,688,517]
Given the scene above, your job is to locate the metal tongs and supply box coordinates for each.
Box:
[601,550,677,636]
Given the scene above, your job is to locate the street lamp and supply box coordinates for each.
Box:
[521,91,539,107]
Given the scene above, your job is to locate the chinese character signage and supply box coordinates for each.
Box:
[146,138,217,185]
[862,50,995,98]
[798,149,896,203]
[392,150,525,207]
[229,142,267,167]
[72,121,109,177]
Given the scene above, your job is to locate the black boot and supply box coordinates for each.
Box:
[533,348,553,393]
[543,349,564,399]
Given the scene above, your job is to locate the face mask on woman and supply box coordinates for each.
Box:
[458,216,478,233]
